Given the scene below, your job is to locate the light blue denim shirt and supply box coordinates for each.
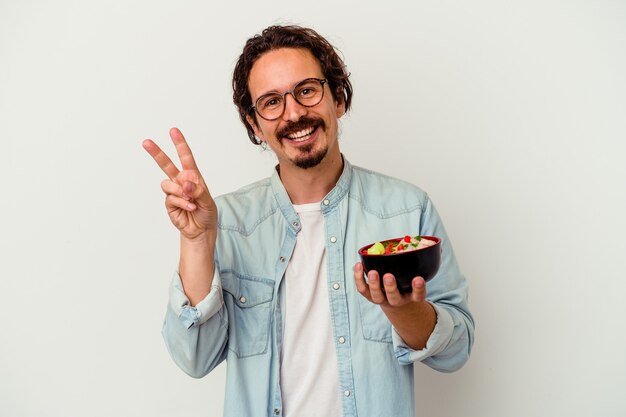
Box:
[162,157,474,417]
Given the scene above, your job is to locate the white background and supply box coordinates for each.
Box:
[1,1,625,416]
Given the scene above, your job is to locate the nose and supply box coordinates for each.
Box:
[281,93,307,122]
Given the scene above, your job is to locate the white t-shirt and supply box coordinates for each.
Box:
[280,202,341,417]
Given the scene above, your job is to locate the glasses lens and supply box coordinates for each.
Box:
[256,94,284,120]
[254,79,325,120]
[294,79,324,107]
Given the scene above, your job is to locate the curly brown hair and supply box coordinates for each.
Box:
[232,25,353,145]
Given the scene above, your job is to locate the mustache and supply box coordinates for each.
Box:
[277,117,325,138]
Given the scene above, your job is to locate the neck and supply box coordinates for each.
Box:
[278,151,344,205]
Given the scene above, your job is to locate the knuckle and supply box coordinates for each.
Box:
[165,194,178,206]
[385,288,397,298]
[161,179,175,193]
[388,296,402,307]
[369,290,383,303]
[371,297,384,305]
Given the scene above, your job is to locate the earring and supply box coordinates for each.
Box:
[260,141,268,150]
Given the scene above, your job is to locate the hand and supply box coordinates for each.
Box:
[143,127,218,241]
[353,262,428,308]
[353,262,436,350]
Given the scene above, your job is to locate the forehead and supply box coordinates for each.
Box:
[248,48,323,97]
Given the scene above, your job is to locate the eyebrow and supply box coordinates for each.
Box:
[256,76,323,98]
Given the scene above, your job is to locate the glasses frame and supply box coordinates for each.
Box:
[250,78,328,121]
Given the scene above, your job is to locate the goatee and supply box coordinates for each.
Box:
[277,116,328,169]
[294,145,328,169]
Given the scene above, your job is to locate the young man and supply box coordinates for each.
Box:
[143,25,474,417]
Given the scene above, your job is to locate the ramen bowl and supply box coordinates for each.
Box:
[358,236,442,293]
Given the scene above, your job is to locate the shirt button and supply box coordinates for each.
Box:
[338,336,346,344]
[279,256,285,262]
[274,409,280,415]
[332,283,340,290]
[239,296,247,304]
[323,199,330,206]
[330,236,337,243]
[293,221,299,228]
[344,390,351,397]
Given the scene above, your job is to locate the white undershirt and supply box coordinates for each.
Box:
[280,202,341,417]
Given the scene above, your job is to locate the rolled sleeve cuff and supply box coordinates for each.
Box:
[393,303,455,365]
[168,269,223,329]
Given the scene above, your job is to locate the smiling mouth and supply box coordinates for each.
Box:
[278,117,325,143]
[285,126,316,142]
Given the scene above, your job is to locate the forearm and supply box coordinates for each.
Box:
[179,231,216,306]
[162,300,228,378]
[382,301,437,350]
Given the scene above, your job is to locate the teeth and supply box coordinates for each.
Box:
[287,127,315,141]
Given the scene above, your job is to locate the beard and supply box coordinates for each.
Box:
[277,116,328,169]
[293,144,328,169]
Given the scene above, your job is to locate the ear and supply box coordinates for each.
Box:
[335,94,346,118]
[246,114,265,141]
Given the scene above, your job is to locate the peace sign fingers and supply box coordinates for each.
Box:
[169,127,199,172]
[143,127,201,180]
[142,138,180,180]
[143,127,218,241]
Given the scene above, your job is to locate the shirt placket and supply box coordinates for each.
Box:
[270,213,299,417]
[323,198,358,417]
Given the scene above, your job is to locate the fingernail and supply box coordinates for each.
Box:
[187,203,196,210]
[384,276,393,285]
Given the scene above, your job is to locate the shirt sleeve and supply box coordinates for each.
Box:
[168,268,224,329]
[401,194,474,372]
[392,303,455,364]
[162,267,229,378]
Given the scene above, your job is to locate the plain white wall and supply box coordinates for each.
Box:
[1,1,625,416]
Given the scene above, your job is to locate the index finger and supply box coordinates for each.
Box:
[353,262,372,299]
[142,139,180,180]
[170,127,198,171]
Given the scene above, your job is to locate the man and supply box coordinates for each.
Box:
[143,25,474,417]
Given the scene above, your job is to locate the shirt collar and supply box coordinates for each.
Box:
[270,155,353,231]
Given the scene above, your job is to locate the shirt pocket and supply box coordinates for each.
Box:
[356,295,393,343]
[221,272,275,358]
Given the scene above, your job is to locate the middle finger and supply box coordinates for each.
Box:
[382,273,403,306]
[170,127,199,171]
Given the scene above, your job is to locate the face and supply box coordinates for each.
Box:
[246,48,345,170]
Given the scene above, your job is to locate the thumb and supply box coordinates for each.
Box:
[182,181,196,197]
[184,178,214,206]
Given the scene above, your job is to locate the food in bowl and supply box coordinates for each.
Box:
[366,235,437,255]
[358,235,442,293]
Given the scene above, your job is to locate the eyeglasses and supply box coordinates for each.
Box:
[250,78,327,121]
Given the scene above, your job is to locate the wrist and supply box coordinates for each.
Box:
[382,301,436,350]
[181,230,216,248]
[179,231,217,307]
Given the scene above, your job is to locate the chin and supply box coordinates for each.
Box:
[293,146,328,169]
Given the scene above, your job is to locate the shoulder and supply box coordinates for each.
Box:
[214,177,277,233]
[215,176,272,206]
[348,164,430,217]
